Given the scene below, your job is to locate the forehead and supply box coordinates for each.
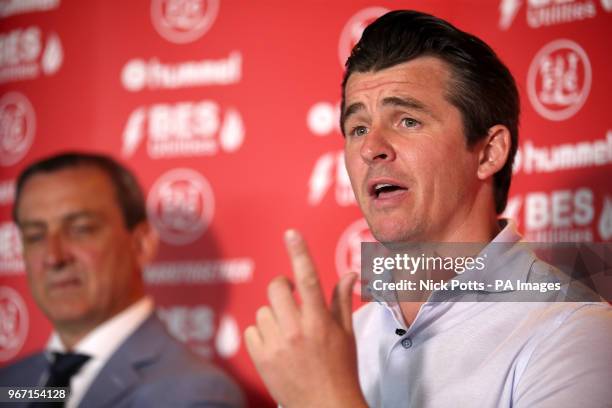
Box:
[17,166,121,222]
[344,56,453,103]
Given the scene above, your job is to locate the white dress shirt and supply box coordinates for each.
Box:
[354,221,612,407]
[46,296,154,408]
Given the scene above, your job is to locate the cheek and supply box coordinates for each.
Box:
[77,237,136,277]
[23,252,39,273]
[72,244,106,266]
[23,250,46,284]
[400,145,439,182]
[400,145,456,208]
[70,243,120,290]
[26,269,44,296]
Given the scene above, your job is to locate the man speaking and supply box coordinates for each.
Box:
[0,152,244,407]
[244,10,612,408]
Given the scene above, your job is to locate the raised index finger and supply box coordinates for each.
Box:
[284,229,326,312]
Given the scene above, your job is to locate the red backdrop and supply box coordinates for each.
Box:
[1,0,611,406]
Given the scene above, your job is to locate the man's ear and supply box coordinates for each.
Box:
[131,221,159,268]
[477,124,511,181]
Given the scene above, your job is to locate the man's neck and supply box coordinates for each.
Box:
[436,212,501,243]
[397,216,504,325]
[399,302,424,327]
[54,295,146,350]
[55,324,96,351]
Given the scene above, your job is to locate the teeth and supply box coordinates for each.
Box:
[375,183,394,192]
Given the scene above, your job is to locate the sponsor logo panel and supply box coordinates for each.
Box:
[499,0,523,29]
[599,196,612,240]
[513,130,612,174]
[504,189,612,241]
[307,102,339,137]
[308,150,355,207]
[122,100,244,158]
[335,218,376,295]
[338,7,388,67]
[147,168,215,245]
[151,0,219,44]
[158,306,240,358]
[121,51,242,92]
[144,258,254,285]
[527,39,591,121]
[0,92,36,167]
[0,179,15,205]
[0,286,28,362]
[215,314,241,358]
[0,0,59,18]
[305,101,355,207]
[0,27,63,84]
[0,222,24,274]
[499,0,598,30]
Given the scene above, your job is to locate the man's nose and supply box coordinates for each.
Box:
[360,128,396,163]
[43,232,71,269]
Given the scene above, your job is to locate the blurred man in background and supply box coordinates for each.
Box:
[245,10,612,408]
[0,152,244,407]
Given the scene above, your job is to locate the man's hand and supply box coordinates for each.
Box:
[244,229,367,408]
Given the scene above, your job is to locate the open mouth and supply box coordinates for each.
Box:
[369,180,408,199]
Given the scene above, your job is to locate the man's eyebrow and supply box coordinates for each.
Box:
[18,211,102,229]
[342,102,366,127]
[18,220,46,230]
[63,211,101,222]
[342,96,437,130]
[381,96,436,118]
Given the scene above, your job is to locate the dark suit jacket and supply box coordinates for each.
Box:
[0,313,245,407]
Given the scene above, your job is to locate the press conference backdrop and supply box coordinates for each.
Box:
[0,0,610,406]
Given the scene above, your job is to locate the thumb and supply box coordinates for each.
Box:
[331,272,358,333]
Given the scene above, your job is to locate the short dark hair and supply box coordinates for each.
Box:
[340,10,519,214]
[13,151,147,230]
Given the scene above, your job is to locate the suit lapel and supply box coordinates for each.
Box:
[77,314,168,408]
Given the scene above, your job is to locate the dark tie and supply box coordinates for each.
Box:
[29,352,91,408]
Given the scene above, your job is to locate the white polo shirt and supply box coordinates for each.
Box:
[354,222,612,407]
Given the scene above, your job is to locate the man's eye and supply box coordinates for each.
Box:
[22,233,45,244]
[401,118,420,128]
[350,126,369,137]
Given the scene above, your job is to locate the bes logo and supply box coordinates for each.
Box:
[335,218,376,295]
[151,0,219,44]
[215,314,241,358]
[0,286,28,362]
[147,169,215,245]
[527,39,591,121]
[0,27,63,83]
[598,196,612,241]
[338,7,388,67]
[122,100,245,159]
[308,150,355,207]
[499,0,522,30]
[0,92,36,167]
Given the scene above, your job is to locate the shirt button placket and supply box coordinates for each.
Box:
[401,337,413,349]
